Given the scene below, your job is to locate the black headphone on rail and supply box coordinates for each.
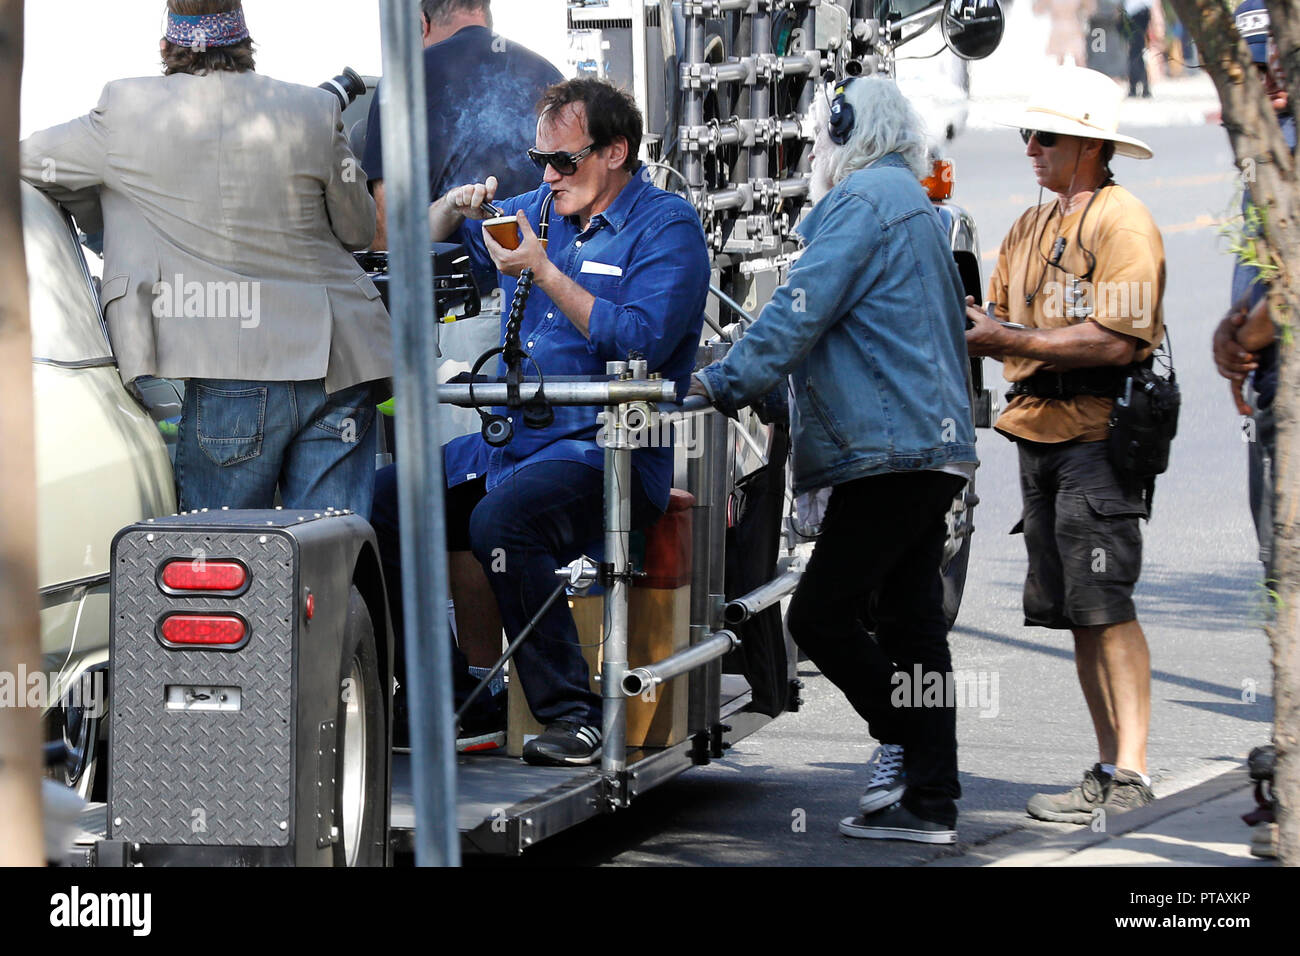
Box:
[471,193,556,447]
[828,76,858,146]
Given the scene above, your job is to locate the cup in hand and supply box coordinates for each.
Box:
[484,216,522,250]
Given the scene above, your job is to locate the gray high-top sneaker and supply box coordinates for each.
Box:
[859,743,906,814]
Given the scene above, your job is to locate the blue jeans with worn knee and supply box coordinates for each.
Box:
[176,378,379,519]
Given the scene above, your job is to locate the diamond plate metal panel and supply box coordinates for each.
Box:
[110,527,297,847]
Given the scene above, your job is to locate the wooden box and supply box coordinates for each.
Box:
[506,585,691,756]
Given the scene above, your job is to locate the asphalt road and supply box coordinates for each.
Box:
[472,122,1273,867]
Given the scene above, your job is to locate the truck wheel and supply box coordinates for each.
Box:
[48,699,101,802]
[940,476,976,629]
[335,588,386,867]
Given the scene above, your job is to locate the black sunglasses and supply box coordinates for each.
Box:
[1020,128,1059,148]
[527,144,597,176]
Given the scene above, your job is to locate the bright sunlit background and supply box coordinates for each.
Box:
[21,0,570,137]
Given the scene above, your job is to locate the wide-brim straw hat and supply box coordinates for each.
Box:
[994,66,1153,160]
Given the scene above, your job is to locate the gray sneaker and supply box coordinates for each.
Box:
[1026,764,1112,824]
[1250,822,1279,859]
[858,743,906,814]
[1101,769,1154,814]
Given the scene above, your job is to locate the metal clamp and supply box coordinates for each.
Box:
[556,556,599,595]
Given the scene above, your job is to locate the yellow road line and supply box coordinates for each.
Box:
[981,214,1226,260]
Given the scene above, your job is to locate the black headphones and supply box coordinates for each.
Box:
[828,77,857,146]
[472,193,556,448]
[469,338,552,447]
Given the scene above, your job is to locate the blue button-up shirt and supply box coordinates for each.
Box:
[443,166,710,511]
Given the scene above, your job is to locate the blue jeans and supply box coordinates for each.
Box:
[1248,398,1276,580]
[371,459,661,726]
[176,378,379,519]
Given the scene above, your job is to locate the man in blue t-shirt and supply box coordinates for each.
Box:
[362,0,561,256]
[364,3,562,731]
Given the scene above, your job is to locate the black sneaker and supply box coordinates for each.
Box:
[839,801,957,844]
[858,743,906,814]
[456,690,507,754]
[1100,768,1154,814]
[522,720,602,766]
[1026,764,1112,824]
[393,686,506,754]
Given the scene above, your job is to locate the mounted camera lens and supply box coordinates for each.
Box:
[319,67,367,111]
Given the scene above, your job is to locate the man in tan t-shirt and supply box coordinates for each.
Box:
[965,67,1165,825]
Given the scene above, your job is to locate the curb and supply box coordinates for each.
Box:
[927,765,1255,867]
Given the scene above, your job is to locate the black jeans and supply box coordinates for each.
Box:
[786,471,966,827]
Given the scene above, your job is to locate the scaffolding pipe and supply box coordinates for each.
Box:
[600,361,637,777]
[377,0,458,867]
[703,341,731,740]
[621,630,741,697]
[750,4,772,187]
[779,175,811,198]
[437,380,676,408]
[685,401,715,740]
[712,61,751,84]
[723,566,804,626]
[681,5,705,193]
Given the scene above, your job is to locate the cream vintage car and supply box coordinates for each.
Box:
[25,181,176,798]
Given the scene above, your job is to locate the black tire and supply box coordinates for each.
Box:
[45,674,108,803]
[940,518,972,628]
[940,477,976,629]
[334,588,387,867]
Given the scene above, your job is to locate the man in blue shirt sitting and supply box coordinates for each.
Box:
[375,78,710,765]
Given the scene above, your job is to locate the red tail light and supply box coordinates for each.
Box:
[161,559,248,592]
[160,614,247,647]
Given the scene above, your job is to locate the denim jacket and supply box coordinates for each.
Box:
[697,153,977,494]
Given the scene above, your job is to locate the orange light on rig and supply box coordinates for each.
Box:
[922,158,954,202]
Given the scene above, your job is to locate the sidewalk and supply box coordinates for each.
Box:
[964,0,1222,130]
[934,766,1277,867]
[968,73,1220,131]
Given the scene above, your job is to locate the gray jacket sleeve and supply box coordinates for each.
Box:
[19,84,110,234]
[323,99,375,251]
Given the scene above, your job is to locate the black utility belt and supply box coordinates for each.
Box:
[1006,367,1126,401]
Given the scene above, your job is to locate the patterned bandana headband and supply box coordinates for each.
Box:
[165,10,250,48]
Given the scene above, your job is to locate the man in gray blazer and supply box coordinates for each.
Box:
[20,0,390,518]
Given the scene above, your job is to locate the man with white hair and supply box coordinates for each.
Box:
[692,76,976,843]
[965,66,1165,824]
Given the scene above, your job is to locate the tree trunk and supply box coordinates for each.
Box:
[0,0,43,866]
[1169,0,1300,864]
